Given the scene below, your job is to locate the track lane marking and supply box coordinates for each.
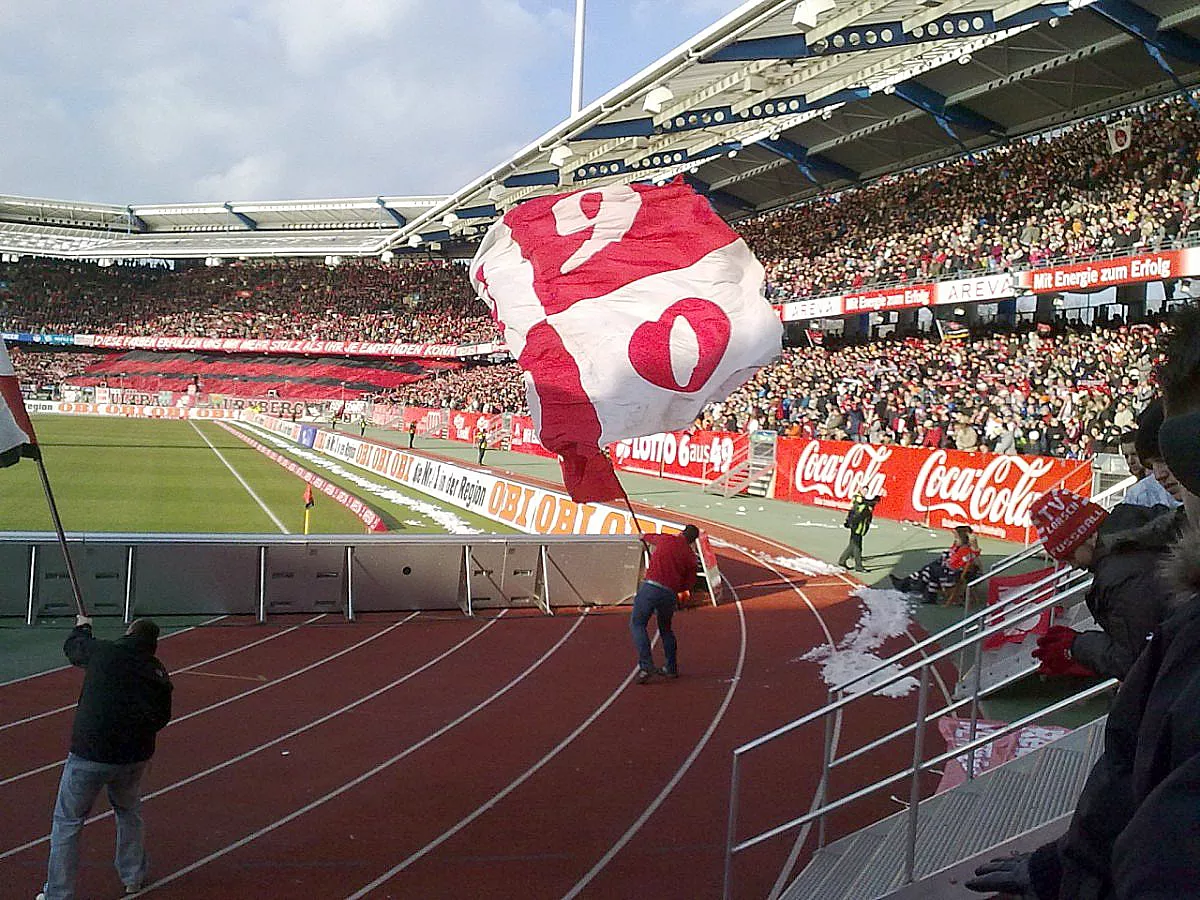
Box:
[0,614,229,689]
[129,608,581,896]
[0,613,412,791]
[0,615,322,733]
[0,610,494,862]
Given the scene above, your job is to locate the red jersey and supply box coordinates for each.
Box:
[643,533,699,593]
[947,544,980,571]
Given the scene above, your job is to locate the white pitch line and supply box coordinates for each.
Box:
[190,421,289,533]
[0,615,322,733]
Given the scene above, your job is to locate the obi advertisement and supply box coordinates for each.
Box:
[773,439,1093,541]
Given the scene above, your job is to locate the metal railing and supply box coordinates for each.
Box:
[721,543,1123,899]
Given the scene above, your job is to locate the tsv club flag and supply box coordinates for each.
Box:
[0,341,39,467]
[471,179,781,502]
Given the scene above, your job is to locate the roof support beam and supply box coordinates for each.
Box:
[455,204,498,219]
[1089,0,1200,65]
[893,81,1005,135]
[375,199,406,227]
[502,170,561,188]
[124,207,148,233]
[682,174,753,211]
[223,203,257,230]
[758,137,858,185]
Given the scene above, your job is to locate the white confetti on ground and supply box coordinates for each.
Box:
[766,555,846,577]
[799,586,920,698]
[793,520,844,529]
[234,423,483,534]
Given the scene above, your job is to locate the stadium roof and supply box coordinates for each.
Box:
[2,0,1199,261]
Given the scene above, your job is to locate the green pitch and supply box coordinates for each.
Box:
[1,416,507,535]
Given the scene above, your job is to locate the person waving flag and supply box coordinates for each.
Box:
[471,179,781,502]
[303,482,315,535]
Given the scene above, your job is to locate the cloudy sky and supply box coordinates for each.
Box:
[0,0,744,206]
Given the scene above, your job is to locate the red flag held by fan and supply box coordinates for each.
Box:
[471,179,781,502]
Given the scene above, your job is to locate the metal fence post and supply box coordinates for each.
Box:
[904,667,930,883]
[723,753,742,900]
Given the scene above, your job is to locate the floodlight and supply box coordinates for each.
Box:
[487,184,506,201]
[380,250,394,263]
[958,53,972,64]
[643,85,675,114]
[793,0,837,32]
[441,213,459,227]
[549,145,575,168]
[407,235,422,248]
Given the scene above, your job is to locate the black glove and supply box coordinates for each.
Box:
[965,854,1036,897]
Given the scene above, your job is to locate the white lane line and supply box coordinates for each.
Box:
[561,600,747,900]
[190,421,288,533]
[0,613,411,791]
[130,608,578,896]
[1,610,491,862]
[0,614,229,689]
[0,615,323,733]
[722,546,845,900]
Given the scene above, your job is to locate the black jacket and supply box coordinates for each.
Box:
[65,625,173,764]
[1029,522,1200,899]
[1069,505,1183,680]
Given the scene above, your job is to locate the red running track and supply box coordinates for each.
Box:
[0,526,953,899]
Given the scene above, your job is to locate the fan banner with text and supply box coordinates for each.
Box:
[471,180,781,502]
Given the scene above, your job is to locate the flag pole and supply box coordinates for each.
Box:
[615,475,645,537]
[33,452,88,617]
[304,508,311,536]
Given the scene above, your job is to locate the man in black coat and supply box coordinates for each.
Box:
[39,617,173,900]
[1030,498,1180,681]
[967,304,1200,899]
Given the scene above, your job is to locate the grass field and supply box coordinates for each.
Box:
[1,416,511,535]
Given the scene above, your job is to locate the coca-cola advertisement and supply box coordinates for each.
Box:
[610,430,746,485]
[774,439,1093,541]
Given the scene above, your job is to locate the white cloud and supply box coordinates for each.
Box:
[0,0,742,204]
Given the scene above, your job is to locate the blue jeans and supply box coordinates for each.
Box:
[44,753,148,900]
[630,581,677,674]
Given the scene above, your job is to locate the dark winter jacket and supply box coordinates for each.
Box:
[1069,504,1183,679]
[65,625,173,764]
[1028,522,1200,899]
[844,499,874,537]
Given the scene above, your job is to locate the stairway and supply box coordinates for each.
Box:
[779,717,1107,900]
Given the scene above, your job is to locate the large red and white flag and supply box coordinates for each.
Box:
[471,180,781,501]
[0,341,39,468]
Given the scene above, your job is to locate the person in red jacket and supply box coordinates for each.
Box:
[631,524,700,684]
[890,525,981,603]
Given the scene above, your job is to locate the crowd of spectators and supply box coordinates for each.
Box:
[7,347,105,393]
[376,362,529,415]
[0,257,498,345]
[699,322,1164,458]
[740,96,1200,301]
[4,97,1198,461]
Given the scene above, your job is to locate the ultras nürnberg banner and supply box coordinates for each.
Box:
[773,438,1093,541]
